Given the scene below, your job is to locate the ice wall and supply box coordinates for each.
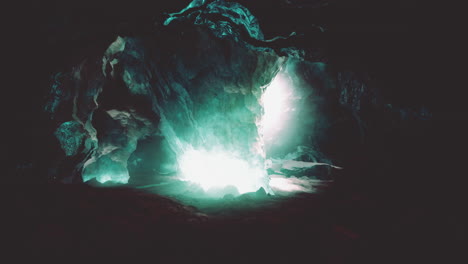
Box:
[45,0,283,192]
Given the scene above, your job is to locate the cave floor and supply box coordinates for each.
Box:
[5,182,459,263]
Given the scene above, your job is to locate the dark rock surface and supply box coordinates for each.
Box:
[4,183,465,263]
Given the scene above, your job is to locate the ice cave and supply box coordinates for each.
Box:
[8,0,462,262]
[44,0,343,198]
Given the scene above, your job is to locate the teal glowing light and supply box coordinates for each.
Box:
[175,71,297,196]
[95,174,129,184]
[82,156,130,184]
[259,72,295,143]
[178,149,265,194]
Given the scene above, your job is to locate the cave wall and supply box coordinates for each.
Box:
[11,0,440,195]
[43,1,286,184]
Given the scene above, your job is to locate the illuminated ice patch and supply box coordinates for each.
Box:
[269,175,316,193]
[95,174,129,184]
[178,149,266,195]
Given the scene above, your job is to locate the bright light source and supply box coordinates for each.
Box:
[259,72,295,142]
[178,149,266,195]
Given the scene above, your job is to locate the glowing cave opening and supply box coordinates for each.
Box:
[178,149,266,195]
[259,72,295,143]
[176,71,296,196]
